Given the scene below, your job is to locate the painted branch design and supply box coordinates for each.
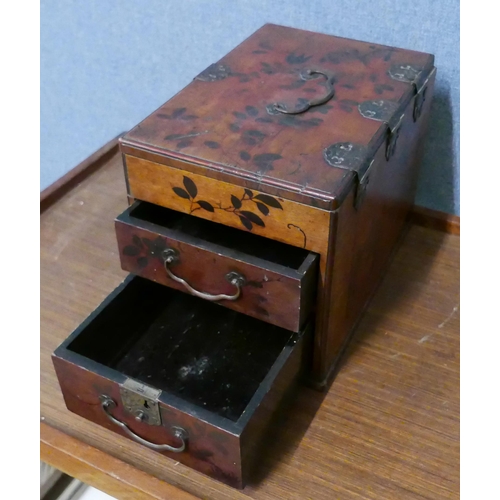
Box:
[172,176,283,232]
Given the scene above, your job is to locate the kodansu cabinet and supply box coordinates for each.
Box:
[53,24,435,488]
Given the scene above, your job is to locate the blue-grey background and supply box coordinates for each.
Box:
[41,0,459,214]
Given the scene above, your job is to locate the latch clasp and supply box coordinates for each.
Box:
[119,378,162,426]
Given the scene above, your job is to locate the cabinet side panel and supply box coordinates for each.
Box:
[314,71,436,385]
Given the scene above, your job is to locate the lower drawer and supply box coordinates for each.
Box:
[52,276,310,488]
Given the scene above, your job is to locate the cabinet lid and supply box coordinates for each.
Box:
[120,24,434,210]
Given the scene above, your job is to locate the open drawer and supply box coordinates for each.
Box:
[115,201,318,332]
[52,276,311,489]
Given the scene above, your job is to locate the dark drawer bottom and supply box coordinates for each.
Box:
[53,276,310,488]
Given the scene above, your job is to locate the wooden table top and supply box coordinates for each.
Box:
[41,152,459,500]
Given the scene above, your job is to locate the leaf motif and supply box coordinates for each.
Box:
[197,200,214,212]
[256,202,269,216]
[252,153,282,173]
[173,187,190,199]
[244,189,253,198]
[231,195,242,209]
[176,139,193,149]
[172,107,186,118]
[245,105,259,116]
[157,113,171,119]
[239,151,251,161]
[132,235,143,248]
[142,238,154,252]
[183,177,197,198]
[232,111,247,120]
[137,256,149,268]
[239,211,265,227]
[286,52,312,64]
[153,236,167,251]
[254,194,283,209]
[204,140,220,149]
[238,216,253,231]
[123,245,140,257]
[229,123,240,132]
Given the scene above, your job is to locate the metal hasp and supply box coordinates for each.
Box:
[323,142,373,209]
[119,378,162,426]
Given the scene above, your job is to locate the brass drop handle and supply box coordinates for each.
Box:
[267,69,335,115]
[100,396,188,453]
[162,248,246,302]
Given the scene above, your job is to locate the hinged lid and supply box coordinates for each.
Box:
[120,24,434,210]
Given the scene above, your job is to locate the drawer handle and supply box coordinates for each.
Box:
[100,396,188,453]
[162,248,246,302]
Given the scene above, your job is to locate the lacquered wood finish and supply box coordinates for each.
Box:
[121,24,434,209]
[314,70,436,384]
[124,155,331,258]
[40,423,200,500]
[115,202,318,332]
[52,276,309,488]
[40,153,459,499]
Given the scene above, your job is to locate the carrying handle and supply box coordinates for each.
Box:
[267,69,335,115]
[162,248,245,302]
[100,396,187,453]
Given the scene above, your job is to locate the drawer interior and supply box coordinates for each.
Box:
[67,277,297,422]
[127,201,310,270]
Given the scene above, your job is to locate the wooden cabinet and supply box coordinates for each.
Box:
[52,23,435,488]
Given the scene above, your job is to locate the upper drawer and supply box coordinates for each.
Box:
[115,201,318,332]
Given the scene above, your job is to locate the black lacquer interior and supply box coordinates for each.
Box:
[67,277,294,421]
[129,201,308,269]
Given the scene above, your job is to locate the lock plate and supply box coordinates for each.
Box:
[119,378,162,426]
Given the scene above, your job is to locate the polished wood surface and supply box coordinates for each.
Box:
[121,24,434,209]
[315,70,436,384]
[125,155,331,259]
[115,203,318,332]
[41,152,459,500]
[41,423,199,500]
[40,134,121,212]
[410,205,460,235]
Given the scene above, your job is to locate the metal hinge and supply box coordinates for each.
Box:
[412,67,436,122]
[388,64,436,122]
[119,378,162,426]
[358,100,404,160]
[385,113,404,161]
[323,142,374,209]
[354,159,375,209]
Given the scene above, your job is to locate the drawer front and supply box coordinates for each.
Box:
[124,154,331,258]
[52,356,244,487]
[52,276,308,488]
[115,202,318,332]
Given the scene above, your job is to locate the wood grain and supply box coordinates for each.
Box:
[115,206,318,332]
[411,205,460,235]
[41,151,459,499]
[41,423,199,500]
[40,133,122,213]
[314,70,436,384]
[121,24,434,209]
[125,155,331,260]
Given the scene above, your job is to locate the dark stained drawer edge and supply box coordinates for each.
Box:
[116,201,317,276]
[52,275,311,488]
[115,201,319,332]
